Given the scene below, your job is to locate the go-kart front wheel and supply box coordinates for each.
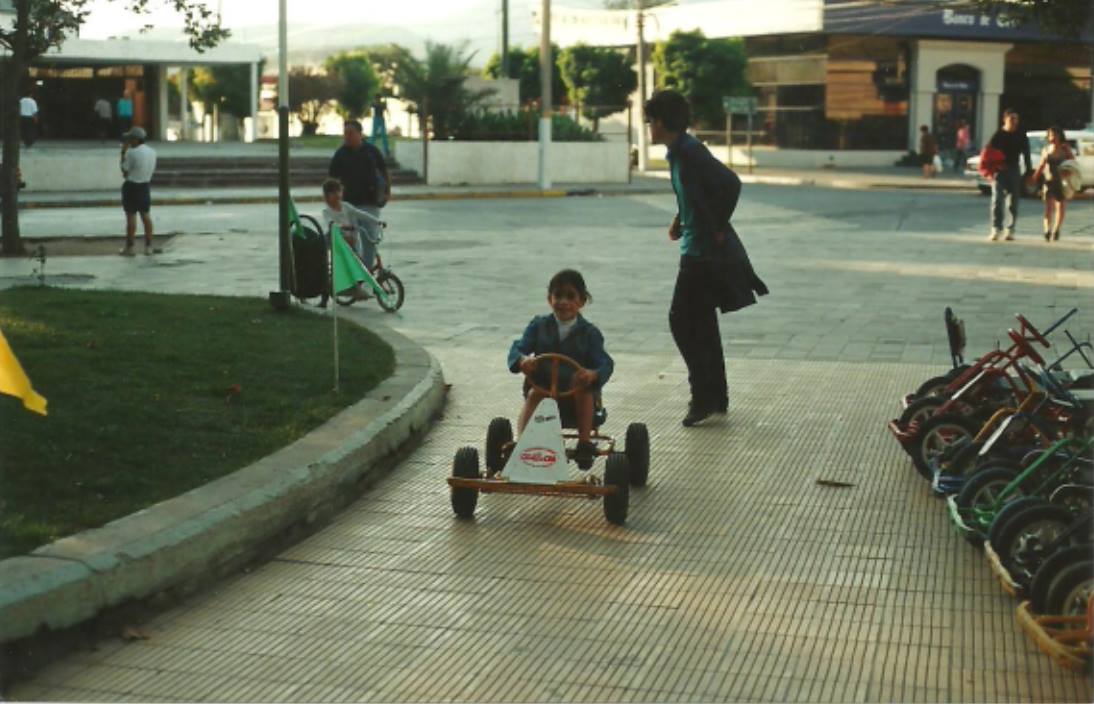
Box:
[625,423,649,487]
[451,446,480,519]
[603,453,630,525]
[485,417,513,476]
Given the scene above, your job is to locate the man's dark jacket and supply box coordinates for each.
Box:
[329,142,385,207]
[667,133,769,313]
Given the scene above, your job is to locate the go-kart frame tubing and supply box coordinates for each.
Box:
[890,330,1051,447]
[446,475,619,498]
[1016,600,1093,672]
[900,308,1080,410]
[947,436,1094,538]
[985,541,1025,597]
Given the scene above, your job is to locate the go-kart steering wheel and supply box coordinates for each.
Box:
[1015,314,1050,348]
[523,353,583,399]
[1009,329,1046,366]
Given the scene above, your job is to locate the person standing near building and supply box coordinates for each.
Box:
[119,127,157,256]
[1032,125,1075,242]
[116,91,134,136]
[987,109,1032,241]
[370,95,390,158]
[19,94,38,148]
[94,97,114,141]
[953,119,971,174]
[329,119,391,249]
[918,125,937,178]
[645,90,768,428]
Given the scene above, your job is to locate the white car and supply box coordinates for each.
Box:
[965,129,1094,196]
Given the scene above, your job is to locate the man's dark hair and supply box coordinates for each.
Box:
[1003,108,1019,119]
[344,119,364,133]
[644,90,690,132]
[548,269,592,303]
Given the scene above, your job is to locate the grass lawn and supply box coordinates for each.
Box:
[0,287,395,559]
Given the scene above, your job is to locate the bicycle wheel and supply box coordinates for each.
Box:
[375,270,405,313]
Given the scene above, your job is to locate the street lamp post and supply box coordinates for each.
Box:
[276,0,290,299]
[538,0,551,190]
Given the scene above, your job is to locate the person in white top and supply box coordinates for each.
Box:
[19,95,38,148]
[93,98,113,140]
[321,178,385,300]
[119,127,157,256]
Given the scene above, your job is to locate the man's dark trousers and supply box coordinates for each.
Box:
[669,255,727,412]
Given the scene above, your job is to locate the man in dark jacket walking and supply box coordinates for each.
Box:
[645,90,768,427]
[329,120,391,248]
[987,109,1032,241]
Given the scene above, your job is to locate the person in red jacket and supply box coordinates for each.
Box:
[986,109,1032,241]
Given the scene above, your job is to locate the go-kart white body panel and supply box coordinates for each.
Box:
[502,398,569,484]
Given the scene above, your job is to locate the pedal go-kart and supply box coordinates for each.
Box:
[446,353,650,525]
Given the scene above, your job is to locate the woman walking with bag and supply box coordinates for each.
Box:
[1032,126,1075,242]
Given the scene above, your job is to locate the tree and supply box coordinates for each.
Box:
[188,61,261,136]
[324,51,380,120]
[973,0,1092,39]
[652,30,749,130]
[287,68,340,136]
[483,45,567,108]
[558,44,637,130]
[1,1,227,256]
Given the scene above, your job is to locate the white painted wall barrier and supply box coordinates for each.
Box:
[395,140,630,186]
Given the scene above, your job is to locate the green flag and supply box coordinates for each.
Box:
[330,224,371,293]
[288,198,306,239]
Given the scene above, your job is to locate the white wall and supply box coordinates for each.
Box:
[395,140,630,185]
[700,145,905,169]
[20,151,122,192]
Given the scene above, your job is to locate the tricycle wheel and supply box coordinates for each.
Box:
[912,413,978,480]
[451,446,480,519]
[485,417,513,476]
[986,497,1051,548]
[1044,559,1094,616]
[625,423,650,487]
[898,396,944,428]
[993,503,1074,578]
[376,270,405,312]
[603,453,630,525]
[954,466,1022,543]
[1031,545,1092,612]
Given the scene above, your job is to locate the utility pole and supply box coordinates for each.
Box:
[538,0,551,190]
[275,0,291,301]
[636,2,649,172]
[501,0,510,78]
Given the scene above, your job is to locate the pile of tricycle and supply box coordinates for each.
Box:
[888,307,1094,672]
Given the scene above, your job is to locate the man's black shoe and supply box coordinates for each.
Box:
[682,401,714,427]
[715,399,728,414]
[574,440,596,470]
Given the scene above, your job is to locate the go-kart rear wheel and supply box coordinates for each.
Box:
[451,446,480,519]
[912,413,978,480]
[1030,545,1092,612]
[986,496,1051,548]
[603,452,630,526]
[898,396,945,428]
[1044,559,1094,616]
[912,365,967,400]
[625,423,650,487]
[485,417,513,476]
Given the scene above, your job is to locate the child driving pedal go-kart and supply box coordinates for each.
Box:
[509,269,614,470]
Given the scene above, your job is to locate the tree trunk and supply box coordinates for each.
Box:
[420,97,429,185]
[1,1,29,256]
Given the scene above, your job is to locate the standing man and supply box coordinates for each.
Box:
[93,97,113,141]
[119,127,157,256]
[19,94,38,148]
[954,119,971,174]
[645,90,768,428]
[987,109,1032,241]
[329,119,391,254]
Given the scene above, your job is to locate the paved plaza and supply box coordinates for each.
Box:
[3,185,1094,701]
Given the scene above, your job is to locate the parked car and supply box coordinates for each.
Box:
[965,129,1094,196]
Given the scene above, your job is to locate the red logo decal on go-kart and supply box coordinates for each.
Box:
[520,447,558,468]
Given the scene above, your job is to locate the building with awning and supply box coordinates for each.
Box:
[1,4,263,142]
[542,0,1094,154]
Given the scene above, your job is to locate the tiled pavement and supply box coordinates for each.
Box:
[3,186,1093,701]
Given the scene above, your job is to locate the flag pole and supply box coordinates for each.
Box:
[331,239,340,393]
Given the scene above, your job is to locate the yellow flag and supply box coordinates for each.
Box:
[0,328,47,415]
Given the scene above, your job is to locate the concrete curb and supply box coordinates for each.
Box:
[0,315,447,646]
